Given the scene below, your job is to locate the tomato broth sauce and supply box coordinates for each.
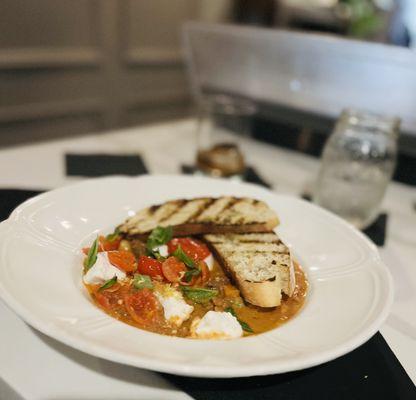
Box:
[84,251,308,338]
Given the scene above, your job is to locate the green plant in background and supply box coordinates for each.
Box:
[340,0,383,38]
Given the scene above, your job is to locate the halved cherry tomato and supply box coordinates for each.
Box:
[124,288,159,325]
[108,250,137,272]
[179,271,199,286]
[82,235,122,255]
[137,256,163,279]
[198,260,210,285]
[162,256,187,283]
[167,238,210,261]
[95,292,110,309]
[99,235,121,251]
[179,260,210,286]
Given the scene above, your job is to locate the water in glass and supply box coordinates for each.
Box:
[314,109,399,229]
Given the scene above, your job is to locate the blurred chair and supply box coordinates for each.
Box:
[183,22,416,154]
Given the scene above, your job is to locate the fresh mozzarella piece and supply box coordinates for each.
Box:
[154,244,169,257]
[83,252,126,285]
[192,311,243,339]
[203,253,214,270]
[155,285,194,326]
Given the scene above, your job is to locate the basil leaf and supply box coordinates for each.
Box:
[106,227,120,242]
[172,245,196,269]
[224,306,236,317]
[225,306,253,333]
[84,237,99,272]
[181,287,218,303]
[239,320,254,333]
[146,226,173,260]
[146,226,172,256]
[133,273,154,290]
[146,248,166,262]
[183,268,201,282]
[99,276,117,291]
[173,245,200,283]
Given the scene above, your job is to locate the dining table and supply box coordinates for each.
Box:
[0,118,415,399]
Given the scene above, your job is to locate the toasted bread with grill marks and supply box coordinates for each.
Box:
[203,233,295,307]
[119,197,279,238]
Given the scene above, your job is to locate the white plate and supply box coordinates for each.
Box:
[0,175,393,378]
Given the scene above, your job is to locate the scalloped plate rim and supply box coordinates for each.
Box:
[0,175,394,377]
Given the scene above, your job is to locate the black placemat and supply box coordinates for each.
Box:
[363,213,387,247]
[0,189,43,221]
[1,188,414,400]
[65,153,148,177]
[164,333,415,400]
[181,164,272,188]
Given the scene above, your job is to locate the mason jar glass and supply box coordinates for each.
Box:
[313,109,400,229]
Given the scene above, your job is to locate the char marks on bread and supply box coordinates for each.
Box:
[119,197,279,237]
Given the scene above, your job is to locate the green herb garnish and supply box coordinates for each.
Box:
[133,273,154,290]
[173,245,201,281]
[146,226,172,258]
[183,268,201,282]
[106,227,120,242]
[224,306,236,316]
[225,306,254,333]
[149,250,166,262]
[172,245,196,268]
[237,320,254,333]
[84,237,99,272]
[181,287,218,303]
[99,276,117,291]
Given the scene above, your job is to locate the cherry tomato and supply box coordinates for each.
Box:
[167,238,210,261]
[179,260,210,286]
[198,260,210,285]
[124,288,160,325]
[137,256,163,279]
[95,292,110,309]
[178,271,199,286]
[162,256,187,283]
[83,235,122,255]
[108,251,137,272]
[99,235,121,251]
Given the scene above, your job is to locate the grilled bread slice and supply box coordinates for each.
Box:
[119,197,279,237]
[203,233,295,307]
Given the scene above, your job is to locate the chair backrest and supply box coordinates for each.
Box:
[183,22,416,138]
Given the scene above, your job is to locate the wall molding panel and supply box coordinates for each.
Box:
[124,48,182,67]
[0,99,104,123]
[0,48,102,69]
[0,0,196,142]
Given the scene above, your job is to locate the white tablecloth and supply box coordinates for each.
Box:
[0,119,415,399]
